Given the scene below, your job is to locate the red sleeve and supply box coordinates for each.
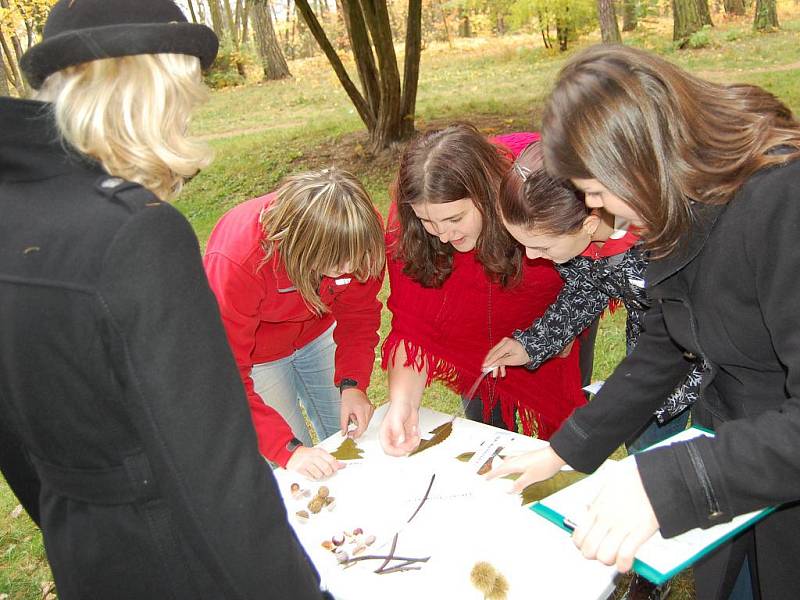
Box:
[203,252,295,467]
[489,131,541,158]
[331,272,384,392]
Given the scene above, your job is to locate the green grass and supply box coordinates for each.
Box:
[4,8,800,597]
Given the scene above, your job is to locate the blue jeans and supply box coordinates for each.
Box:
[250,324,340,447]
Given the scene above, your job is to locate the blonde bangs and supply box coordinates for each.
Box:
[40,53,212,200]
[262,169,385,314]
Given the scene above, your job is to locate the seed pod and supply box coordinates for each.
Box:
[295,510,309,524]
[334,549,349,564]
[352,527,363,536]
[317,486,330,499]
[332,533,345,546]
[364,534,376,546]
[308,497,324,514]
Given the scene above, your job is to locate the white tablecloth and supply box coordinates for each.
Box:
[273,405,617,600]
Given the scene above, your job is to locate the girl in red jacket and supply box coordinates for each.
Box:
[205,169,385,479]
[379,123,586,456]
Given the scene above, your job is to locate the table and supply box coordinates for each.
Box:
[273,405,618,600]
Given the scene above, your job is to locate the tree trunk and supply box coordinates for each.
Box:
[672,0,704,43]
[208,0,227,37]
[224,0,240,45]
[439,0,453,49]
[294,0,375,129]
[400,0,422,138]
[696,0,713,26]
[186,0,199,23]
[341,0,381,117]
[252,0,291,80]
[556,22,569,51]
[0,29,23,95]
[597,0,622,42]
[458,9,471,37]
[723,0,746,15]
[753,0,779,30]
[0,54,10,97]
[242,0,252,45]
[623,0,638,31]
[359,0,403,150]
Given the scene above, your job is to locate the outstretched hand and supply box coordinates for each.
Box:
[485,445,566,493]
[482,337,530,378]
[378,401,420,456]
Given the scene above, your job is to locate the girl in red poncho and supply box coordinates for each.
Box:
[379,123,586,456]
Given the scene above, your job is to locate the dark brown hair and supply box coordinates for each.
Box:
[542,44,800,258]
[499,140,588,235]
[393,122,521,288]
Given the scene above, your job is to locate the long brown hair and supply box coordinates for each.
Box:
[261,168,385,314]
[542,44,800,258]
[499,140,588,234]
[393,122,521,288]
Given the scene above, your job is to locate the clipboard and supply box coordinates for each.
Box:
[529,427,775,585]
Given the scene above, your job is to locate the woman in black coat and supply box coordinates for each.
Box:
[0,1,326,598]
[487,45,800,600]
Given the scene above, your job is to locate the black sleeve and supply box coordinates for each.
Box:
[513,262,611,369]
[550,300,691,473]
[98,203,324,599]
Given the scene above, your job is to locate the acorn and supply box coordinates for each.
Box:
[352,527,363,536]
[364,534,376,546]
[308,497,324,514]
[290,482,300,493]
[317,486,330,499]
[332,533,345,546]
[321,540,335,551]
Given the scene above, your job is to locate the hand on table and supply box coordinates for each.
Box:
[378,400,420,457]
[484,445,566,492]
[571,461,660,573]
[482,337,530,378]
[340,388,374,439]
[286,446,344,480]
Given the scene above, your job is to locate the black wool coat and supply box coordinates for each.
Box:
[0,97,326,600]
[550,157,800,600]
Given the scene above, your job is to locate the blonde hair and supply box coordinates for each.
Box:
[37,53,213,200]
[261,169,385,314]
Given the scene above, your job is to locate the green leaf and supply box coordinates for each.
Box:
[330,437,364,460]
[409,422,453,456]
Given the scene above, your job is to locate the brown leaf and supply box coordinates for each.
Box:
[10,504,23,519]
[520,470,588,506]
[455,452,474,462]
[40,581,56,600]
[409,421,453,456]
[330,437,364,460]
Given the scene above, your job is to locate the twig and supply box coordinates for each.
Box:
[343,554,431,565]
[376,564,424,575]
[375,556,431,574]
[406,473,436,523]
[376,532,399,573]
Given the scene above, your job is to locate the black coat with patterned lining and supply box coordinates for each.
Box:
[512,245,702,422]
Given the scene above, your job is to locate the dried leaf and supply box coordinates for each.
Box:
[10,504,23,519]
[520,470,588,506]
[455,452,474,462]
[40,581,56,600]
[409,422,453,456]
[330,437,364,460]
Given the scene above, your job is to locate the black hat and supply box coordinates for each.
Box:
[21,0,219,89]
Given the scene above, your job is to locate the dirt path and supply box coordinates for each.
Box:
[695,60,800,80]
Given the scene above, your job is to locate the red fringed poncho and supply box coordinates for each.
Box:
[381,132,587,439]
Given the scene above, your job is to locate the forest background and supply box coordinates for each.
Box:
[1,0,799,597]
